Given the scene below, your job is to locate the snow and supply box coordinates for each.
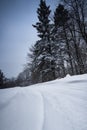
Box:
[0,74,87,130]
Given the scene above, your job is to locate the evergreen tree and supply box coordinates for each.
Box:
[0,69,5,88]
[54,4,74,75]
[54,4,69,27]
[28,40,57,83]
[31,0,57,82]
[33,0,51,41]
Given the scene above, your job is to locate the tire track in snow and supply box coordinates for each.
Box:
[41,92,75,130]
[38,91,45,130]
[43,90,87,130]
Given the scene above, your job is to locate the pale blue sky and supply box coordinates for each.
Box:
[0,0,58,78]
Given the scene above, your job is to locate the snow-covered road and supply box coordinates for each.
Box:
[0,74,87,130]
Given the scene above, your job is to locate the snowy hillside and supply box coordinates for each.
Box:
[0,74,87,130]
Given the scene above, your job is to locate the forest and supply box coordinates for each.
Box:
[0,0,87,88]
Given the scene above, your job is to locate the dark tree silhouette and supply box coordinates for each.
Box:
[0,69,5,88]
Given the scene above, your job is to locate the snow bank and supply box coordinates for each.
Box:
[0,74,87,130]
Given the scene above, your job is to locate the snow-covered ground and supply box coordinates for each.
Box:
[0,74,87,130]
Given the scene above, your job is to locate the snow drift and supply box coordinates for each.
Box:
[0,74,87,130]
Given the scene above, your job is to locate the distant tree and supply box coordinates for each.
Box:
[0,69,5,88]
[16,67,32,86]
[5,78,16,88]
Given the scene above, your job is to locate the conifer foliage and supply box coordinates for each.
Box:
[0,70,5,88]
[30,0,57,83]
[54,4,69,27]
[33,0,51,40]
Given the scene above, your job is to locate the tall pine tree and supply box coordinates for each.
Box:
[31,0,57,82]
[33,0,51,41]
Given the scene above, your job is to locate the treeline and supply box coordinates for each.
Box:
[0,67,32,88]
[1,0,87,88]
[0,69,17,89]
[0,68,31,88]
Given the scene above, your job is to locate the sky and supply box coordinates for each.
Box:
[0,0,58,78]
